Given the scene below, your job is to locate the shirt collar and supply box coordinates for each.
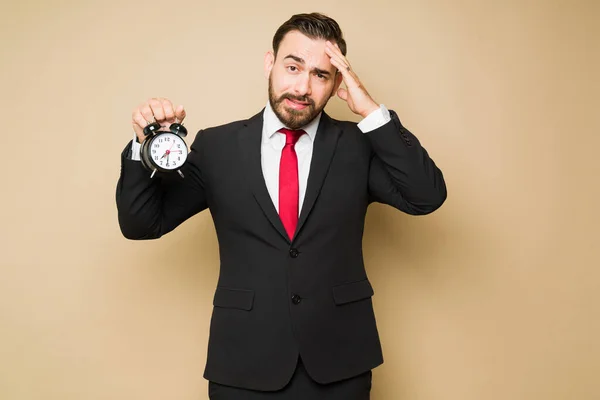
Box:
[262,101,321,143]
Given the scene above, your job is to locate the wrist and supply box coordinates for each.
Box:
[360,102,380,118]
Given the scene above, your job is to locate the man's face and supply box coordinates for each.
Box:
[264,31,343,129]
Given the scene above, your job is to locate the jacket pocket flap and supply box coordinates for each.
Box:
[332,279,374,305]
[213,287,254,311]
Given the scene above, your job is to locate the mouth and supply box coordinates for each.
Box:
[284,98,310,110]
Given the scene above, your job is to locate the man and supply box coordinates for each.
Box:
[117,12,446,400]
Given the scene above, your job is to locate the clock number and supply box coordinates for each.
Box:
[154,144,159,148]
[178,156,181,161]
[154,156,158,160]
[166,137,170,142]
[177,144,181,148]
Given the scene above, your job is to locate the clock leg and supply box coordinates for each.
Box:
[151,169,157,179]
[177,169,185,178]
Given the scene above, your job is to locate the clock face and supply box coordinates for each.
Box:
[148,133,188,170]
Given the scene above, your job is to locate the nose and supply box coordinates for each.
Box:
[293,72,311,97]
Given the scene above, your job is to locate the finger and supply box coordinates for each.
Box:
[325,41,343,57]
[328,55,356,86]
[131,111,148,142]
[161,98,176,122]
[330,56,362,91]
[325,47,354,81]
[326,41,350,68]
[139,104,155,125]
[333,41,344,55]
[148,98,166,122]
[325,46,348,70]
[333,42,352,68]
[174,105,186,123]
[337,87,349,101]
[132,122,145,143]
[132,110,149,128]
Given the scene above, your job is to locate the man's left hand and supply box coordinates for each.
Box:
[325,41,380,118]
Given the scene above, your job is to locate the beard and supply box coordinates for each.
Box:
[268,76,328,130]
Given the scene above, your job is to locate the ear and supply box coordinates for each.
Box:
[264,51,275,79]
[330,71,344,98]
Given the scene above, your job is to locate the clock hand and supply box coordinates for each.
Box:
[160,149,172,159]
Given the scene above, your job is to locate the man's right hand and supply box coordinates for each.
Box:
[131,98,186,143]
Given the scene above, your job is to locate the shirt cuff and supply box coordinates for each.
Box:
[131,131,141,161]
[357,104,391,133]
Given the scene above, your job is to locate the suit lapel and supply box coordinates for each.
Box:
[239,109,291,243]
[239,110,342,244]
[294,112,341,240]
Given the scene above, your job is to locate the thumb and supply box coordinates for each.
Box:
[175,105,186,123]
[337,88,348,101]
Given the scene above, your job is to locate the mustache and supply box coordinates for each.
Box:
[278,94,314,106]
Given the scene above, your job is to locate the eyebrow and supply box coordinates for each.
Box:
[283,54,332,77]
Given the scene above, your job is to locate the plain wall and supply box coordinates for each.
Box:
[1,0,599,399]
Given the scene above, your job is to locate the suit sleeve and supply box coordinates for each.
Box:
[115,130,209,239]
[367,110,447,215]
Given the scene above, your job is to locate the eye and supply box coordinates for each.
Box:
[287,65,298,72]
[314,72,330,82]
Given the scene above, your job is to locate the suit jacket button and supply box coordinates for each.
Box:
[291,294,301,304]
[289,248,299,258]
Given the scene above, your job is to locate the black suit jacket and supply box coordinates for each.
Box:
[116,108,446,391]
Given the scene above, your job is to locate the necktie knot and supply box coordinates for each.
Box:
[278,128,305,146]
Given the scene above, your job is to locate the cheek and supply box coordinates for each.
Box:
[272,73,297,94]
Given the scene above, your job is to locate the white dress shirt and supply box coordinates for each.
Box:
[261,101,390,214]
[130,102,392,215]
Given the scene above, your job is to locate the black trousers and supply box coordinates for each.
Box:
[208,357,372,400]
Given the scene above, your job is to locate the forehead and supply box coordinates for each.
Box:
[277,31,335,72]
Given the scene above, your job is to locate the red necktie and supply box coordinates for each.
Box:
[278,128,305,240]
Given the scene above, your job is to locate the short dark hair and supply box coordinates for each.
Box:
[272,13,347,58]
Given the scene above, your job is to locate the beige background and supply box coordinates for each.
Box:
[1,0,599,399]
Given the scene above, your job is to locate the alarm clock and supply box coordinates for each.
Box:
[140,121,188,178]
